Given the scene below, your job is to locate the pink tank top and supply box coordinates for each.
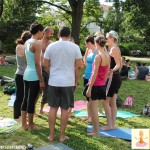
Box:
[91,55,109,86]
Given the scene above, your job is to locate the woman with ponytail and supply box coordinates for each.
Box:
[86,35,110,136]
[14,31,31,122]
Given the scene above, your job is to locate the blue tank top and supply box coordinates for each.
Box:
[23,39,39,81]
[84,50,97,79]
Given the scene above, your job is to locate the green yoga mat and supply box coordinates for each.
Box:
[0,118,21,133]
[73,110,105,117]
[73,110,140,118]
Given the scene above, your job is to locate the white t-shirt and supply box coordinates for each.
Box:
[44,40,82,86]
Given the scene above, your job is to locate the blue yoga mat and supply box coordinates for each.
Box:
[74,110,140,118]
[87,125,131,141]
[36,142,73,150]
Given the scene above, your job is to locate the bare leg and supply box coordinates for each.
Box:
[101,97,113,130]
[48,107,58,142]
[109,94,117,129]
[98,101,104,114]
[68,108,72,118]
[39,103,44,114]
[88,99,99,136]
[60,108,69,142]
[82,102,91,121]
[21,111,28,130]
[28,113,38,130]
[15,116,22,123]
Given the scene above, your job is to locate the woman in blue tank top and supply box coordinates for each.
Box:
[83,36,97,122]
[21,23,45,130]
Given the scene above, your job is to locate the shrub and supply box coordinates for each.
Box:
[119,42,144,56]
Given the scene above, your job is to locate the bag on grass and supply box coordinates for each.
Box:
[124,96,134,106]
[116,95,122,107]
[3,84,15,95]
[141,105,150,116]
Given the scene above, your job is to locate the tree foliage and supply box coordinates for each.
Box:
[0,0,39,53]
[103,0,150,52]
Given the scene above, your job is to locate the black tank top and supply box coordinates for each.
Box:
[110,56,119,74]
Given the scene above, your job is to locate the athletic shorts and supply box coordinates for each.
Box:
[47,85,74,109]
[107,74,122,97]
[83,84,106,101]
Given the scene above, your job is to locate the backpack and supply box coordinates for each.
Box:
[3,84,15,95]
[116,95,122,107]
[141,105,150,116]
[124,96,134,106]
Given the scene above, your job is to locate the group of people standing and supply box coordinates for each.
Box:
[83,30,122,136]
[13,22,122,142]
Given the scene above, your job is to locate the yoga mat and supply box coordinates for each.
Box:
[72,100,87,111]
[43,107,61,115]
[74,110,140,118]
[36,142,73,150]
[43,100,87,115]
[0,118,21,133]
[116,110,140,118]
[87,125,131,141]
[73,110,104,117]
[8,93,16,107]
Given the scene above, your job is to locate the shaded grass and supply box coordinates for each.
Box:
[0,60,150,150]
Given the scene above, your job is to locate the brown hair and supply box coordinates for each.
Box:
[95,35,106,47]
[15,31,31,45]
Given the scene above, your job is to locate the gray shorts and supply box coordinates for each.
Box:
[41,69,49,104]
[47,85,74,109]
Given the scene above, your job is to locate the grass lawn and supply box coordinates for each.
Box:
[0,59,150,150]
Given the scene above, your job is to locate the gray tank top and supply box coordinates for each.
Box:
[15,55,26,75]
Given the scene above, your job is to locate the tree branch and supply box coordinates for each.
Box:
[54,10,72,25]
[26,0,72,14]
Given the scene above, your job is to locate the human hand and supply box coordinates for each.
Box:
[40,81,45,90]
[108,70,113,77]
[86,88,91,98]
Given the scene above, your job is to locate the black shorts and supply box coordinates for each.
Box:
[83,78,89,87]
[83,84,106,101]
[47,85,74,109]
[107,74,122,97]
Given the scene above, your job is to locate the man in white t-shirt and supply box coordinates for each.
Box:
[44,26,82,142]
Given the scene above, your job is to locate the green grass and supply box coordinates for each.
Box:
[0,60,150,150]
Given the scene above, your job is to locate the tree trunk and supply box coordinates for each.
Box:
[0,0,4,17]
[68,0,85,45]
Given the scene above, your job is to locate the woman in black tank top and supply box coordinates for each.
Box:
[102,30,122,130]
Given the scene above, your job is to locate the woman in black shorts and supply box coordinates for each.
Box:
[102,30,122,130]
[85,35,109,136]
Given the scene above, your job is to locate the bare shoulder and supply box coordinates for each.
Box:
[95,54,101,62]
[33,40,42,48]
[16,44,24,52]
[110,46,121,57]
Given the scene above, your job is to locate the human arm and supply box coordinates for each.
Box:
[43,58,50,74]
[83,48,89,66]
[33,41,45,88]
[86,55,100,98]
[75,58,83,90]
[111,47,121,72]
